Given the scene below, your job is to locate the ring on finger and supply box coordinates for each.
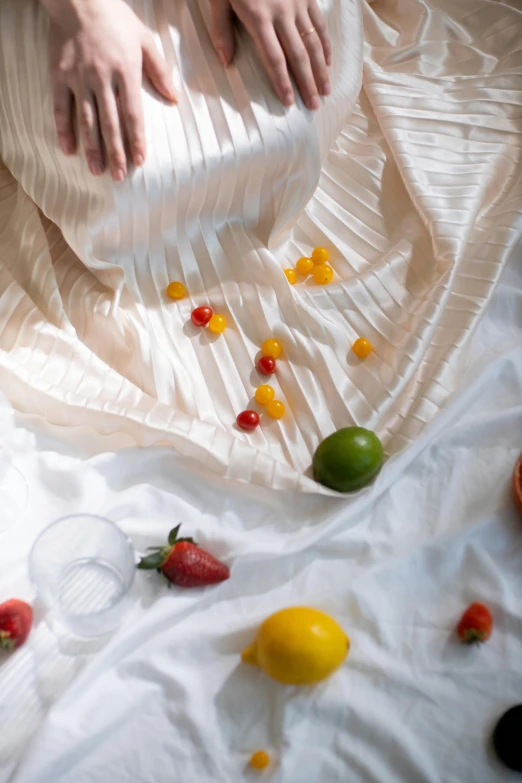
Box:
[299,26,316,39]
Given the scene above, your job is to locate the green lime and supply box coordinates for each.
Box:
[312,427,383,493]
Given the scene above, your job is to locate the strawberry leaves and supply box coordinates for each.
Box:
[168,525,194,546]
[137,550,166,570]
[137,525,195,571]
[0,630,16,651]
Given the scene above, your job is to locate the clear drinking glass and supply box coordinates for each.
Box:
[29,514,136,638]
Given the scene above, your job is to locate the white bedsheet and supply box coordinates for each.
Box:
[0,244,521,783]
[1,0,522,778]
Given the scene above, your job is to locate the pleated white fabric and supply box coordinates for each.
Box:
[0,0,521,493]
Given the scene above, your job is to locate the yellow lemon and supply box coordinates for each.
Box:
[241,607,349,685]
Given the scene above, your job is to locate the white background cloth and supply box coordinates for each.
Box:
[0,0,522,779]
[1,243,521,783]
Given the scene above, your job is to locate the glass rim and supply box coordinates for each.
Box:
[28,513,136,597]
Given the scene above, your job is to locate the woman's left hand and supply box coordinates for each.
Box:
[209,0,331,111]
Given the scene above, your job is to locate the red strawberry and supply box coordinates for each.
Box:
[137,525,230,587]
[0,599,33,650]
[457,602,492,644]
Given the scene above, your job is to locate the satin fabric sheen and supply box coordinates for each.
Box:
[0,0,521,493]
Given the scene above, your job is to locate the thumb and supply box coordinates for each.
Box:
[142,34,177,103]
[210,0,236,66]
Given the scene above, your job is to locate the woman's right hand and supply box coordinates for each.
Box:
[42,0,177,181]
[210,0,331,112]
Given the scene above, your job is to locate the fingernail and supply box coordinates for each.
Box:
[283,91,294,107]
[59,138,74,155]
[112,168,126,183]
[216,48,229,67]
[309,95,321,110]
[167,83,177,103]
[321,82,331,96]
[89,158,104,176]
[134,153,145,167]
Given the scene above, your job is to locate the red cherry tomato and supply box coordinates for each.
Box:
[191,306,213,327]
[236,410,260,431]
[257,356,277,375]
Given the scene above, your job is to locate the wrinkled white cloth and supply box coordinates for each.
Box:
[1,0,521,491]
[1,0,522,780]
[0,243,521,783]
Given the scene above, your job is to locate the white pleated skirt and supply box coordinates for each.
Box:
[0,0,520,492]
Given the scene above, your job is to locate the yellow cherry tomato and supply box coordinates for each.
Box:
[261,339,282,359]
[255,385,275,405]
[267,399,285,419]
[250,751,270,770]
[284,268,297,284]
[352,337,372,358]
[296,256,314,276]
[312,264,333,285]
[312,246,329,264]
[166,281,186,300]
[209,313,227,334]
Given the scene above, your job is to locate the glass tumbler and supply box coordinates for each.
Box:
[29,514,136,638]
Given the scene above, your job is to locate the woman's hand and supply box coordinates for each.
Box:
[210,0,331,111]
[42,0,177,181]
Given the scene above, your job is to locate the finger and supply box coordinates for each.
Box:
[297,14,330,96]
[142,33,177,103]
[96,87,126,182]
[77,90,105,176]
[52,82,76,155]
[117,71,146,167]
[210,0,236,66]
[251,23,295,107]
[309,0,332,67]
[277,21,320,111]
